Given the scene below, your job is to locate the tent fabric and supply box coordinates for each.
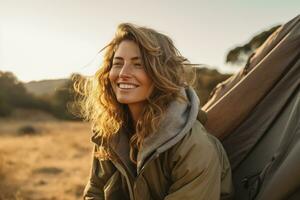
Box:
[202,15,300,200]
[202,15,300,140]
[229,64,299,200]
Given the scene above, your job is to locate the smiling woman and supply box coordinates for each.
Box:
[75,23,234,200]
[109,40,154,123]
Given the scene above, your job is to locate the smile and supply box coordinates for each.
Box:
[117,83,138,89]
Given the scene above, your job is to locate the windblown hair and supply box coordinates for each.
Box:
[74,23,195,164]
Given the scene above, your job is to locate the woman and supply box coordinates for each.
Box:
[77,23,234,200]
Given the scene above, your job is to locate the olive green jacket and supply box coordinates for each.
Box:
[83,87,234,200]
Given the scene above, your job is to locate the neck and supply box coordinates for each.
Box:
[128,102,146,127]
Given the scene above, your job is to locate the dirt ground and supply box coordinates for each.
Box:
[0,120,94,200]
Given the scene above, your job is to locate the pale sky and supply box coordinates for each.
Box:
[0,0,299,82]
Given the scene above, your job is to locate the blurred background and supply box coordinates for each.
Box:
[0,0,299,199]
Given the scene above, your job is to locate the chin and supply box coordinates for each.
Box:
[116,97,145,105]
[116,97,133,104]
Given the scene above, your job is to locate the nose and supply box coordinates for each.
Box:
[119,62,132,78]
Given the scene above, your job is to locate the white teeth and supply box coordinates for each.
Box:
[119,83,137,89]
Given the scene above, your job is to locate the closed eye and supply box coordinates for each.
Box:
[112,63,123,67]
[134,63,143,68]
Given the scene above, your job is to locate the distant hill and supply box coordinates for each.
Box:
[24,79,68,96]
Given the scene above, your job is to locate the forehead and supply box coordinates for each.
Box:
[114,40,141,58]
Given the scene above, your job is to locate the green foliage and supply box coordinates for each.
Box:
[0,93,12,116]
[0,71,52,118]
[0,71,38,116]
[0,71,84,120]
[50,74,81,120]
[190,67,231,106]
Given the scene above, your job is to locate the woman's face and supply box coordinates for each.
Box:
[109,40,154,107]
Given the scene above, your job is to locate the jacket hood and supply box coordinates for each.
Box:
[91,86,200,176]
[137,86,200,168]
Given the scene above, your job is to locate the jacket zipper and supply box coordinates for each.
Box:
[111,149,160,200]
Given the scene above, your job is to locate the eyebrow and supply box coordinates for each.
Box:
[113,56,141,61]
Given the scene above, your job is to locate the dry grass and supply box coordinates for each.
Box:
[0,120,93,200]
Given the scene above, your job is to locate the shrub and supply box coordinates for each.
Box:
[18,125,38,135]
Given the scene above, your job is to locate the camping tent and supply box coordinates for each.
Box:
[202,15,300,200]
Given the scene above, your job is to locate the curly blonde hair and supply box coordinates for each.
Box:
[74,23,195,164]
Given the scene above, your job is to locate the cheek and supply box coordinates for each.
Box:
[142,74,154,93]
[109,70,117,83]
[108,71,118,94]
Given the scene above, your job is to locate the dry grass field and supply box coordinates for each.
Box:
[0,119,93,200]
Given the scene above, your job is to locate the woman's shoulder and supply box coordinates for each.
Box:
[188,120,234,198]
[168,119,220,165]
[166,119,234,197]
[176,120,218,153]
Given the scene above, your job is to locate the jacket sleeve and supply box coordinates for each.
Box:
[83,144,115,200]
[164,125,222,200]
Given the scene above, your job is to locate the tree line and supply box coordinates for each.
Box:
[0,71,79,120]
